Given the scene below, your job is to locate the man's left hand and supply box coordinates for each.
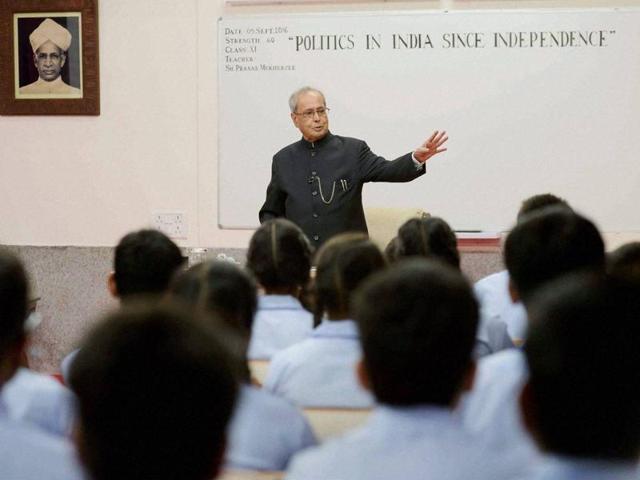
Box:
[413,131,448,164]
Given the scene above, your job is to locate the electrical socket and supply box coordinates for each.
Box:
[152,212,187,239]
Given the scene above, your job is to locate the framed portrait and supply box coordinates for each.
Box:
[0,0,99,115]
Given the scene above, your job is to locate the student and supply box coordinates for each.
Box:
[108,228,186,301]
[474,193,571,343]
[259,86,448,248]
[69,303,237,480]
[1,277,75,438]
[286,260,522,480]
[264,233,385,408]
[1,358,75,437]
[521,274,640,479]
[246,218,314,360]
[460,207,605,468]
[607,241,640,279]
[395,216,460,268]
[383,235,402,263]
[169,261,316,471]
[0,250,83,479]
[395,215,513,357]
[61,228,185,380]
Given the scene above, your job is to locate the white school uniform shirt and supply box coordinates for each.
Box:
[475,270,512,317]
[286,405,526,480]
[518,455,640,480]
[458,348,541,468]
[264,319,374,408]
[226,384,317,471]
[498,300,528,344]
[248,295,314,360]
[474,269,528,342]
[474,313,515,358]
[0,399,84,480]
[1,367,76,437]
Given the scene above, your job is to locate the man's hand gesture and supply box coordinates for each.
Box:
[413,131,448,164]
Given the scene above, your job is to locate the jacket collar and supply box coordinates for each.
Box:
[300,131,333,150]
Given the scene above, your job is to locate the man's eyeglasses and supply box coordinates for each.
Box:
[294,107,330,120]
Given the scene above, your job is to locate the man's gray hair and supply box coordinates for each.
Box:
[289,86,326,113]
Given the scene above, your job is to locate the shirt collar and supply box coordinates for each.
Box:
[312,319,359,339]
[33,76,66,93]
[258,294,305,311]
[372,404,458,433]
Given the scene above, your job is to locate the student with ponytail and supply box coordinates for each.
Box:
[264,233,386,408]
[246,219,315,360]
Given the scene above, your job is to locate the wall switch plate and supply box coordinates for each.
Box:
[152,212,187,239]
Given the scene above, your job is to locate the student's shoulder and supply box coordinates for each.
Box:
[270,336,326,365]
[242,385,306,420]
[272,335,310,356]
[234,385,316,451]
[285,431,363,480]
[265,339,317,388]
[6,368,67,394]
[0,419,82,479]
[2,367,73,413]
[479,347,524,371]
[474,270,509,292]
[474,348,527,389]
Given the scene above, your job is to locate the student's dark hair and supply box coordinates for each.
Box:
[69,303,238,480]
[504,208,605,304]
[384,236,402,264]
[354,259,478,406]
[313,233,386,319]
[113,229,185,299]
[0,250,28,357]
[396,216,460,269]
[516,193,571,223]
[525,273,640,460]
[607,242,640,280]
[168,261,257,382]
[247,219,312,290]
[169,260,257,335]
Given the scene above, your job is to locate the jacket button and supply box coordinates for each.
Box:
[311,171,317,175]
[312,191,318,196]
[313,235,319,241]
[313,213,319,218]
[311,152,316,157]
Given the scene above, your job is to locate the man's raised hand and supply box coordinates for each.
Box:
[413,131,448,164]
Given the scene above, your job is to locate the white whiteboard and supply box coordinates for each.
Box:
[218,9,640,231]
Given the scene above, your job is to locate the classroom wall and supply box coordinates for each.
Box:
[1,0,639,250]
[2,0,639,372]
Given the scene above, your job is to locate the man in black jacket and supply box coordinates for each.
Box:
[259,86,448,246]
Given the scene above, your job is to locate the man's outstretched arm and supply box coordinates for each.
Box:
[360,131,449,183]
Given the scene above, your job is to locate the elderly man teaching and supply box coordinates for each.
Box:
[259,86,448,247]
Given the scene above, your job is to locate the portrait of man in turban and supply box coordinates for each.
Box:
[16,16,82,97]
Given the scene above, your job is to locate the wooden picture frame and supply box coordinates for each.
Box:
[0,0,99,115]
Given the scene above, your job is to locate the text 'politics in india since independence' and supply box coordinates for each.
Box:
[223,24,616,73]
